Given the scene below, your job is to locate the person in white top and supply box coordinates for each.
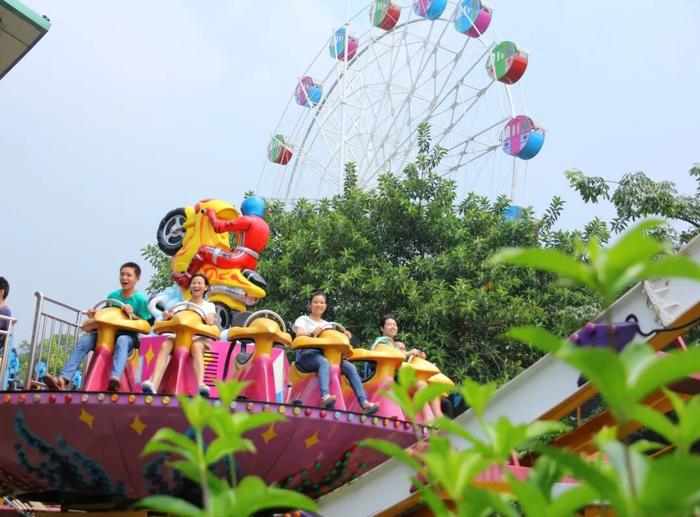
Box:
[142,274,217,397]
[293,291,379,413]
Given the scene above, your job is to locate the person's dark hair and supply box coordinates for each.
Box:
[309,291,327,303]
[190,273,210,287]
[379,313,397,329]
[0,277,9,299]
[120,262,141,277]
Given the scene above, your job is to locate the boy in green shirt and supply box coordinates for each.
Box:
[43,262,153,391]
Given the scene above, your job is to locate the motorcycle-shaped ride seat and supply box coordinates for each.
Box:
[225,310,291,403]
[82,300,151,392]
[152,302,220,396]
[288,325,353,410]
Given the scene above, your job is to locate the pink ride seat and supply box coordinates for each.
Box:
[225,312,292,403]
[151,308,220,396]
[344,344,406,419]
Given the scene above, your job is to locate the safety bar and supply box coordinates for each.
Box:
[25,292,86,389]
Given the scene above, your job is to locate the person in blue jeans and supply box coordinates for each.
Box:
[293,291,379,413]
[43,262,153,392]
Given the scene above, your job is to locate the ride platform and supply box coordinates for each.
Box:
[0,390,420,508]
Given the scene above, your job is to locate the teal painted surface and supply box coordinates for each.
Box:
[1,0,51,32]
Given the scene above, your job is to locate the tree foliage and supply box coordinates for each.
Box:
[566,164,700,244]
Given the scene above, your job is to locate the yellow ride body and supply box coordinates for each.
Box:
[170,199,266,313]
[172,199,239,274]
[81,307,151,355]
[348,343,405,390]
[289,330,353,386]
[152,310,220,352]
[227,317,292,362]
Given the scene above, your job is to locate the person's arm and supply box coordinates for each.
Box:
[0,308,10,333]
[293,316,321,337]
[205,208,248,233]
[133,295,155,325]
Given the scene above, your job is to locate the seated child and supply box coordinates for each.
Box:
[43,262,153,392]
[293,291,379,414]
[141,274,217,397]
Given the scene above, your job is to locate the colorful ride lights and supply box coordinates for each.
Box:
[294,76,323,107]
[267,134,293,165]
[414,0,447,20]
[501,115,545,160]
[487,41,528,84]
[371,0,401,30]
[454,0,491,37]
[329,27,358,61]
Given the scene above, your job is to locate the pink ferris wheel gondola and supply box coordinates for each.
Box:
[267,134,293,165]
[501,115,545,160]
[486,41,528,84]
[329,27,358,61]
[295,76,323,107]
[370,0,401,30]
[413,0,447,20]
[454,0,492,38]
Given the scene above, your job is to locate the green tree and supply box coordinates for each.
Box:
[566,164,700,245]
[142,243,172,297]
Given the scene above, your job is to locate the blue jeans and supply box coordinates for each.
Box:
[297,350,368,404]
[60,332,134,381]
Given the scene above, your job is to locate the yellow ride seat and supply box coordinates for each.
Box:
[153,310,219,352]
[400,355,441,382]
[290,329,354,387]
[348,343,405,389]
[82,307,151,351]
[226,317,291,362]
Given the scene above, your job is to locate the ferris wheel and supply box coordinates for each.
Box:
[258,0,545,205]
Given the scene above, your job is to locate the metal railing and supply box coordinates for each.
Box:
[25,292,87,388]
[0,313,18,388]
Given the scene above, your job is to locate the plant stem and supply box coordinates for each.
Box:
[195,428,212,516]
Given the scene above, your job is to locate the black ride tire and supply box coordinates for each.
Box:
[157,208,187,256]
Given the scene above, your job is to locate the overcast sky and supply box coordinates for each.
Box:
[3,0,699,343]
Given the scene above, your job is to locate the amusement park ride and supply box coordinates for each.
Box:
[0,198,698,516]
[2,1,700,516]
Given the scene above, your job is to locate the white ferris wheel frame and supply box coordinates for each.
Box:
[260,1,532,203]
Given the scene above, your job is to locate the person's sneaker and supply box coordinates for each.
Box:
[320,394,336,409]
[42,375,68,391]
[361,400,380,415]
[141,380,155,394]
[198,384,210,398]
[108,378,121,392]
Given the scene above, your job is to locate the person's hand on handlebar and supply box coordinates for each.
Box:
[86,308,97,318]
[162,309,173,320]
